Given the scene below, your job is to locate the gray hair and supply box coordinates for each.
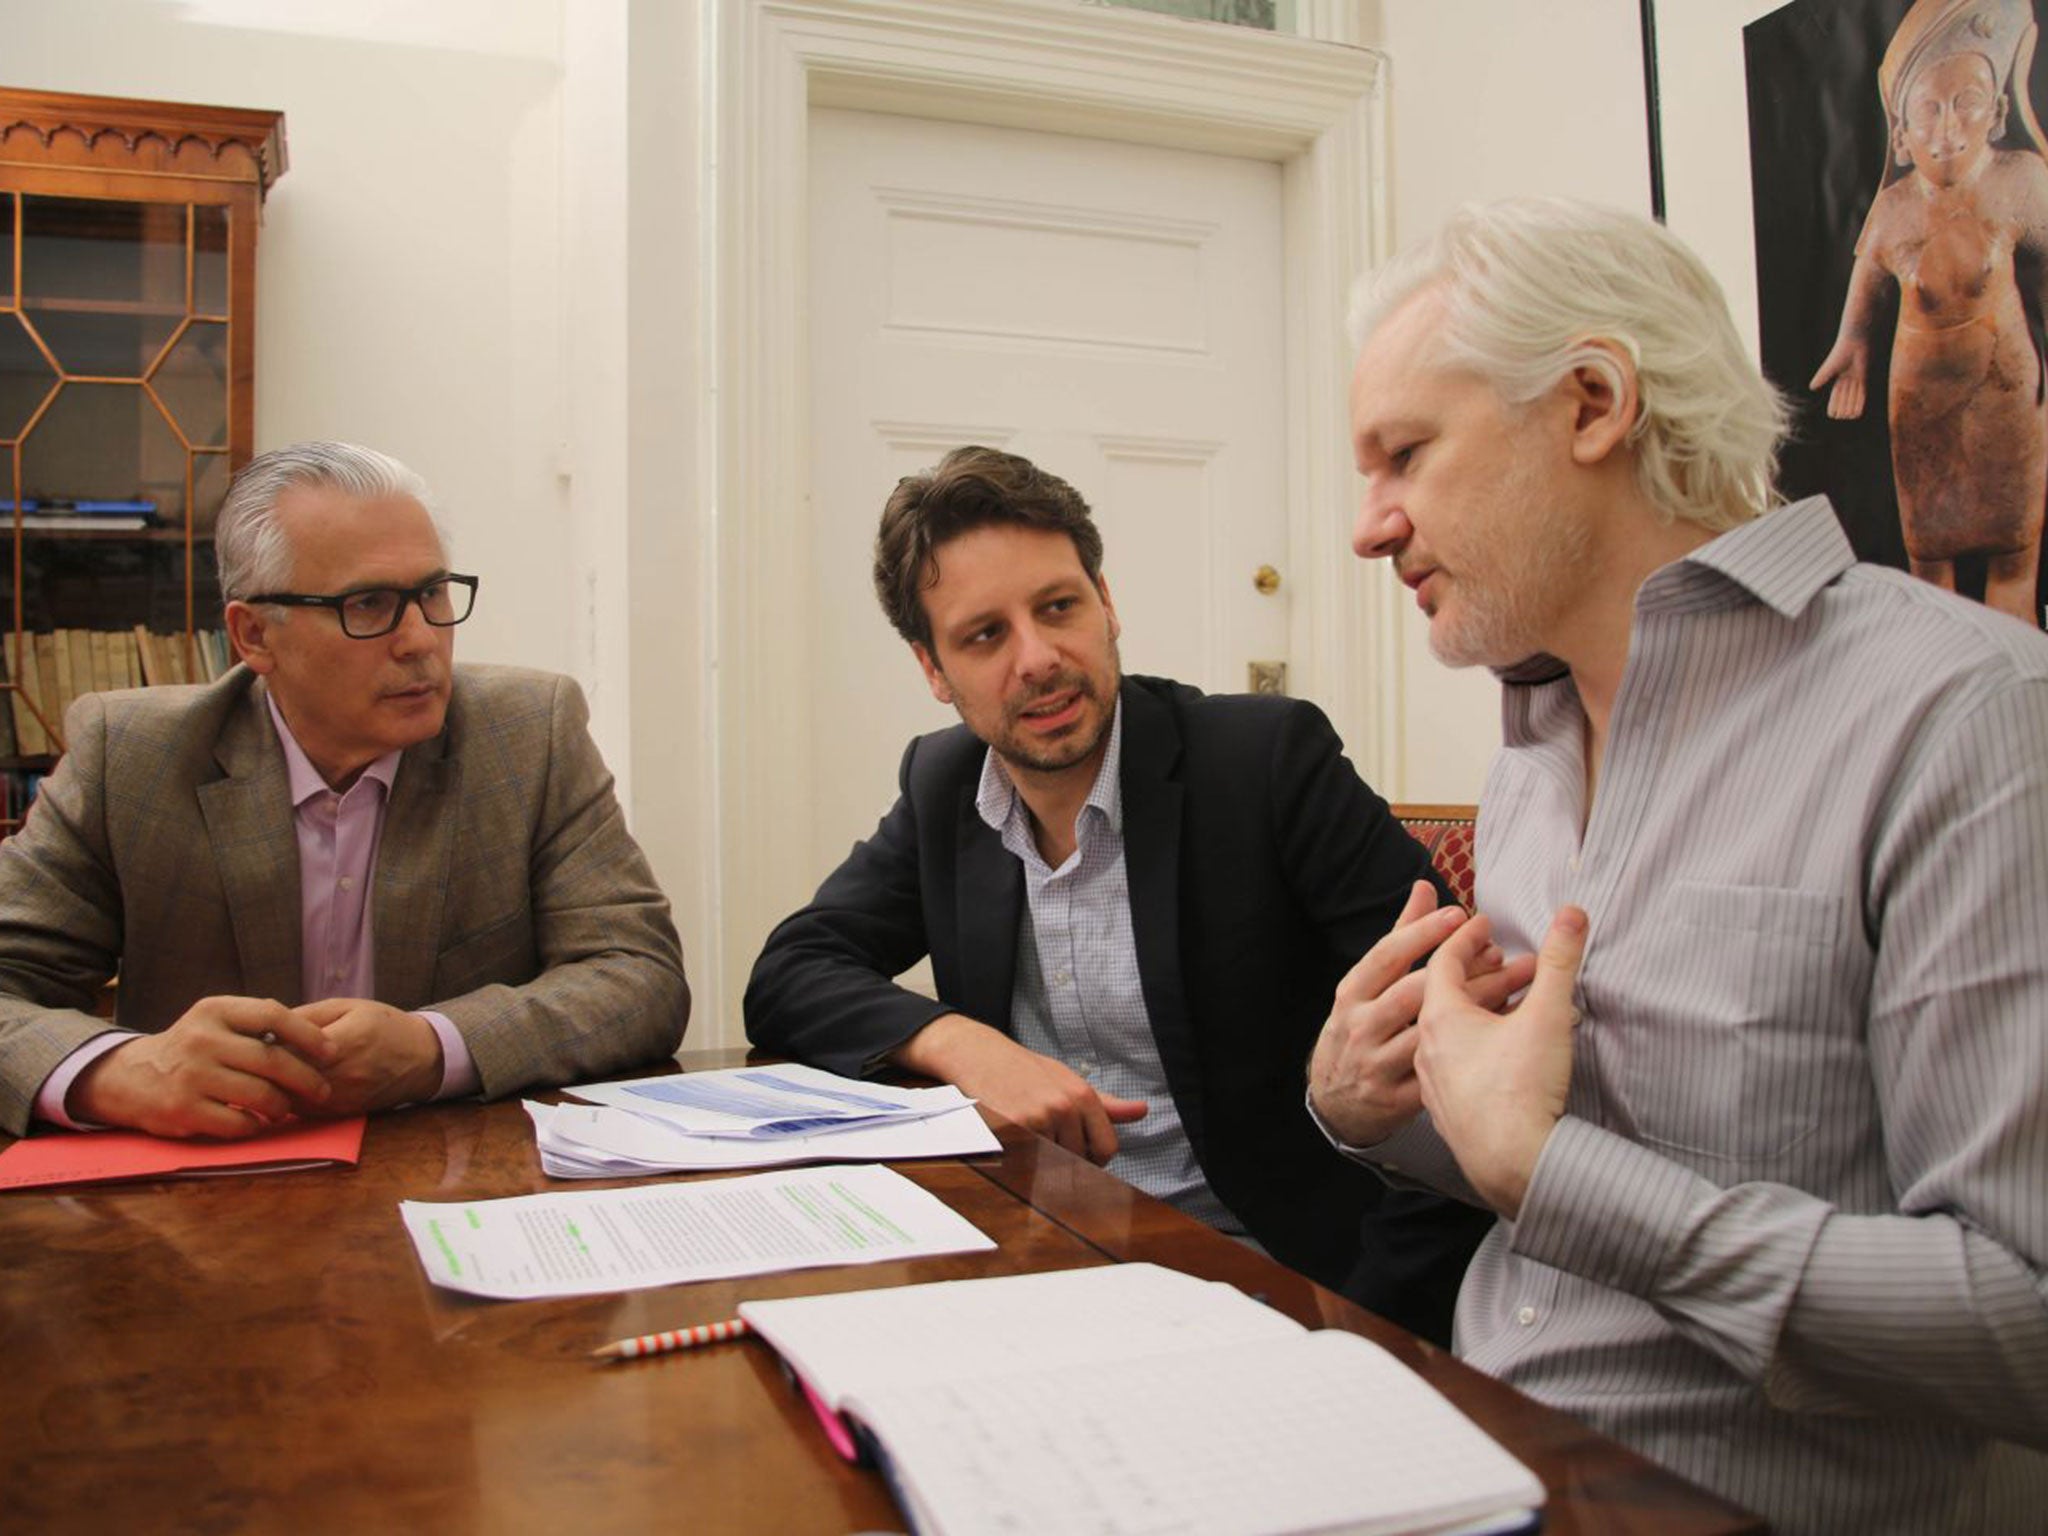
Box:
[215,441,445,599]
[1349,198,1789,532]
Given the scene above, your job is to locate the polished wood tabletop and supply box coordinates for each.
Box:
[1,1052,1765,1535]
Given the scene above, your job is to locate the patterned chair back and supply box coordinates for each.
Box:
[1391,803,1477,912]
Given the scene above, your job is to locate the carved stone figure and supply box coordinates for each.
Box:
[1812,0,2048,623]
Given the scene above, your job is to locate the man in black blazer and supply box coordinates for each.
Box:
[745,446,1490,1343]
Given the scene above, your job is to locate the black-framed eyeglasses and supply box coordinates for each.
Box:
[245,574,480,640]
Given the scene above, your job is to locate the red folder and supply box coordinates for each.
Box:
[0,1116,366,1190]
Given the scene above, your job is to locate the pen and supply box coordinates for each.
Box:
[591,1316,752,1361]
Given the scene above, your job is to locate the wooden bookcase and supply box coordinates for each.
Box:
[0,88,286,831]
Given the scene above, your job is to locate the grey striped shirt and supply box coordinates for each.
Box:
[1359,499,2048,1533]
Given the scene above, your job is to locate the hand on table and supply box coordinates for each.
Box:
[1309,880,1535,1147]
[892,1012,1146,1164]
[67,995,336,1139]
[1415,906,1587,1220]
[288,997,445,1116]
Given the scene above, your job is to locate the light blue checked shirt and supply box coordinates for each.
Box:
[976,700,1241,1236]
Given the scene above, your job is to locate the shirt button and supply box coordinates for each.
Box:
[1053,969,1071,987]
[339,876,355,892]
[1516,1305,1537,1327]
[330,966,345,980]
[1567,856,1581,873]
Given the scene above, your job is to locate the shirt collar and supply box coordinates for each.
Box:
[1668,494,1855,618]
[1497,496,1855,688]
[265,693,403,807]
[975,693,1125,838]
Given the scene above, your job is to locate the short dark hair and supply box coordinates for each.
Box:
[873,445,1105,648]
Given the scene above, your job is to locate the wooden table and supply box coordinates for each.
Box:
[1,1058,1765,1535]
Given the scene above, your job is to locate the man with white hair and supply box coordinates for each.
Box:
[1309,199,2048,1531]
[0,441,688,1138]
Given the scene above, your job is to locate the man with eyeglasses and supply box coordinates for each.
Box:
[0,441,689,1139]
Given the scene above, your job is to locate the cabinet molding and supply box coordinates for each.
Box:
[0,89,286,196]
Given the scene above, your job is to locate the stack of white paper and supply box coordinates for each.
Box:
[527,1063,999,1177]
[569,1062,972,1135]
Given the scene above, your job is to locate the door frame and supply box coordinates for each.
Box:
[705,0,1397,1035]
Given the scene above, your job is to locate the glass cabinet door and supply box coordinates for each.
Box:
[4,189,231,616]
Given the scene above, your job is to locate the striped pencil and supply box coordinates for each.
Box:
[592,1317,753,1362]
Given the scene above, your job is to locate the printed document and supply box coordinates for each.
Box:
[399,1163,994,1301]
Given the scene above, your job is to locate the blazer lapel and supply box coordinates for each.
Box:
[954,788,1022,1029]
[1119,683,1207,1149]
[198,681,305,1005]
[374,732,459,1011]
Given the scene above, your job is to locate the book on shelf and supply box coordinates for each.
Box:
[16,514,152,532]
[49,631,72,728]
[24,634,52,753]
[0,644,14,758]
[738,1263,1545,1536]
[66,631,93,709]
[4,633,47,756]
[134,628,209,687]
[132,627,163,687]
[1,496,159,516]
[0,630,231,761]
[87,629,111,694]
[34,634,61,742]
[152,630,183,686]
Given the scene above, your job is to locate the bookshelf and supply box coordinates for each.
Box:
[0,88,286,830]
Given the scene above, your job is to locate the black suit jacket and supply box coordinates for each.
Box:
[745,676,1489,1342]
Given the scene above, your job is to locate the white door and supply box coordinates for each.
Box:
[805,106,1291,890]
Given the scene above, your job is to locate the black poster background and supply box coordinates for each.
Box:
[1745,0,2048,626]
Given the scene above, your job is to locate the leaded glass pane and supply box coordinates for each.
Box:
[194,205,229,317]
[0,314,57,443]
[22,381,185,525]
[154,320,228,449]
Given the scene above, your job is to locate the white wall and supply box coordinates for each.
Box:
[1366,0,1653,801]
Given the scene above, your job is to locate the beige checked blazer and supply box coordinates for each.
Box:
[0,663,689,1133]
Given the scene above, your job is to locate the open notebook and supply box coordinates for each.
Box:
[740,1262,1543,1536]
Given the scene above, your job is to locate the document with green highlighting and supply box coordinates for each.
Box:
[399,1163,994,1300]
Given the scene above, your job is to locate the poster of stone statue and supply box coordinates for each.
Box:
[1748,0,2048,629]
